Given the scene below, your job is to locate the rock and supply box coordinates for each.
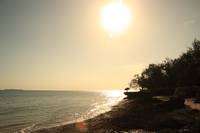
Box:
[174,87,193,97]
[193,86,200,93]
[167,97,185,109]
[174,86,200,98]
[189,109,200,114]
[195,97,200,103]
[124,91,152,99]
[195,93,200,103]
[157,128,180,133]
[158,118,184,129]
[144,118,184,131]
[151,88,175,96]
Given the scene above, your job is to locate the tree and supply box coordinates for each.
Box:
[129,38,200,91]
[129,74,141,89]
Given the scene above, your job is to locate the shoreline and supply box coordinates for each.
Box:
[36,96,200,133]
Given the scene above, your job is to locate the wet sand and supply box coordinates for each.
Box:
[36,97,200,133]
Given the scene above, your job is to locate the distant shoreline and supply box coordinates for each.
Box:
[4,89,23,91]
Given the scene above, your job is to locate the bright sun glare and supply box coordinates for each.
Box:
[101,1,131,33]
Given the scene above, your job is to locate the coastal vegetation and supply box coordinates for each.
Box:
[130,39,200,91]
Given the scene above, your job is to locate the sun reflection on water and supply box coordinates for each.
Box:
[102,90,125,106]
[73,90,127,124]
[103,90,125,98]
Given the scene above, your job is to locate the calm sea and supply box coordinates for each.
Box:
[0,90,125,133]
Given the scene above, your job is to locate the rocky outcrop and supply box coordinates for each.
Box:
[195,93,200,103]
[174,86,200,98]
[151,88,175,96]
[174,87,193,97]
[155,96,185,111]
[166,96,185,110]
[124,91,152,99]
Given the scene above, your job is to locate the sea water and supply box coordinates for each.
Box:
[0,90,125,133]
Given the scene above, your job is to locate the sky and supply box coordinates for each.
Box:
[0,0,200,91]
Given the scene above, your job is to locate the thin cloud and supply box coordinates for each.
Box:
[184,20,196,25]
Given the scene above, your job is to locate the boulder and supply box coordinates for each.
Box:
[151,88,175,96]
[174,86,200,98]
[161,96,185,111]
[124,91,152,99]
[174,87,193,97]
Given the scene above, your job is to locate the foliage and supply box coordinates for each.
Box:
[130,39,200,90]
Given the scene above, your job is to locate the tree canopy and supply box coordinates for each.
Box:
[130,39,200,90]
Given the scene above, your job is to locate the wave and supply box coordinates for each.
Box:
[0,123,25,129]
[0,123,27,133]
[0,91,125,133]
[18,100,120,133]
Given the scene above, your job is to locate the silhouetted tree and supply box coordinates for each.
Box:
[130,74,141,89]
[130,38,200,91]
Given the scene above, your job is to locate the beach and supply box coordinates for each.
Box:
[36,96,200,133]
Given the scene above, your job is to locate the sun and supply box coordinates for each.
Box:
[101,1,131,33]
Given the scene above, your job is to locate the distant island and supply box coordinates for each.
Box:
[4,89,23,91]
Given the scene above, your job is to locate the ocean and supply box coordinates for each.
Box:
[0,90,125,133]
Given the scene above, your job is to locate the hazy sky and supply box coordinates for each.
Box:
[0,0,200,91]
